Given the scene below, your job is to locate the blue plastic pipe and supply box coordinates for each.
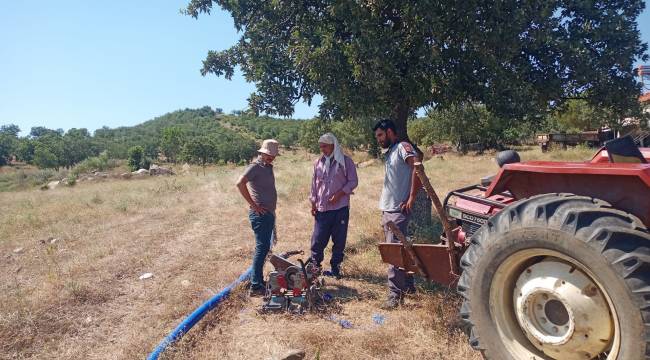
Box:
[147,267,252,360]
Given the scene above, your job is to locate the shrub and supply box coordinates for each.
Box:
[127,146,144,171]
[71,152,112,176]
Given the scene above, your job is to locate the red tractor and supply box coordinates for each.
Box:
[379,136,650,360]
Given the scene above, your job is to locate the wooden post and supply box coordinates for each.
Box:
[413,162,460,276]
[386,221,429,279]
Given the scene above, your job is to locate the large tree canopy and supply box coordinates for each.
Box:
[187,0,647,139]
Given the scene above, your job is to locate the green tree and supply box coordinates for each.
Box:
[61,128,95,169]
[32,133,64,170]
[33,143,60,170]
[30,126,62,138]
[16,138,35,163]
[182,136,217,175]
[0,124,20,165]
[160,126,185,163]
[186,0,647,140]
[299,119,331,153]
[277,128,298,148]
[0,135,11,166]
[331,118,376,150]
[544,100,614,133]
[127,146,145,171]
[1,124,20,137]
[411,104,535,152]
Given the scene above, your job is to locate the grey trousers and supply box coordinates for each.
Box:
[382,211,415,297]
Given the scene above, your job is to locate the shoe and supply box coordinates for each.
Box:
[380,295,403,310]
[307,259,323,276]
[248,285,266,297]
[247,280,267,288]
[323,267,341,279]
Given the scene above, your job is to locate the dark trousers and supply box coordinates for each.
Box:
[249,210,275,287]
[310,206,349,270]
[382,211,414,297]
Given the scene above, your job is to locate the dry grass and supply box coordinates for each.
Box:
[0,147,594,360]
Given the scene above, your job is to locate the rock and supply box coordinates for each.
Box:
[139,273,153,280]
[13,247,24,254]
[275,350,305,360]
[429,144,451,155]
[50,238,58,244]
[132,169,149,176]
[121,172,132,179]
[149,164,174,176]
[181,280,191,287]
[358,159,380,168]
[47,181,60,189]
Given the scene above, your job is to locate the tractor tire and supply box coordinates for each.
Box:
[457,193,650,360]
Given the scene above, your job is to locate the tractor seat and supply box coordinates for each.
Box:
[604,136,648,164]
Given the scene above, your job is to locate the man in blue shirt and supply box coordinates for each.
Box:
[373,119,422,309]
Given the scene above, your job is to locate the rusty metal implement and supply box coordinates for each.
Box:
[413,161,460,276]
[385,221,429,279]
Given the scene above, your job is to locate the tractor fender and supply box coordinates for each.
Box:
[485,161,650,226]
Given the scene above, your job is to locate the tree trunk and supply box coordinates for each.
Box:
[392,102,411,142]
[393,101,434,239]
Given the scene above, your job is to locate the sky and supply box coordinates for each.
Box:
[1,1,649,135]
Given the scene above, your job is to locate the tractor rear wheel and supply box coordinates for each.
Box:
[458,193,650,360]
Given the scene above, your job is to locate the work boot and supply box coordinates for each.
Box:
[380,294,403,310]
[248,284,266,297]
[323,266,341,279]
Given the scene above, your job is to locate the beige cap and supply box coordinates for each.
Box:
[258,139,280,156]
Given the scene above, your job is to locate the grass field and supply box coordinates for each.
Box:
[0,146,595,359]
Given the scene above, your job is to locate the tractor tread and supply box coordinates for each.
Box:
[458,193,650,359]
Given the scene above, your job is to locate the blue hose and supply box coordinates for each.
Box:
[147,267,252,360]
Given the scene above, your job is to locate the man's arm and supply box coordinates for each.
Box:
[402,155,422,213]
[341,156,359,194]
[236,175,266,214]
[309,162,318,216]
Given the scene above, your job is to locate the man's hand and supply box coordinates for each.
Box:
[251,203,268,215]
[311,203,317,217]
[272,226,279,246]
[328,190,345,205]
[400,196,416,213]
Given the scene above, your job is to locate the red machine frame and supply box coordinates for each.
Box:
[378,148,650,286]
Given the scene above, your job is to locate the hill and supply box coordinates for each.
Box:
[0,107,306,172]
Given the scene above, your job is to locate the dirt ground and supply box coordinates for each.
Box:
[0,146,594,359]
